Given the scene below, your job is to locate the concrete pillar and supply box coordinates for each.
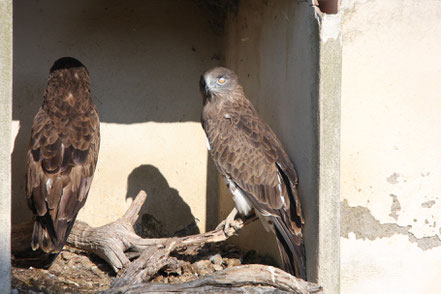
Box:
[317,11,342,294]
[0,0,12,292]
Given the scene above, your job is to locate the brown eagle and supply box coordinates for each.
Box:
[25,57,100,265]
[200,67,306,279]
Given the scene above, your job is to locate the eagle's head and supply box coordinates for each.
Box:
[48,57,90,85]
[200,67,240,103]
[45,57,91,107]
[47,57,90,91]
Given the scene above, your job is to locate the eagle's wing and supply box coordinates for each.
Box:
[203,102,306,279]
[25,105,100,253]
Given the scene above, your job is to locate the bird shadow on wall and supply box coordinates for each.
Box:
[125,165,200,238]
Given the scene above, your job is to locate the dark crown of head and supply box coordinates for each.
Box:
[50,57,85,73]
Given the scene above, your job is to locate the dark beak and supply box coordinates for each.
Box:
[199,75,209,96]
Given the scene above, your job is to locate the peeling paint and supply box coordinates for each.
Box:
[388,194,401,221]
[421,200,435,208]
[341,199,408,240]
[408,233,441,251]
[386,172,400,184]
[341,200,441,251]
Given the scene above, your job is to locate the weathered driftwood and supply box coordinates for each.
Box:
[12,191,152,272]
[110,200,254,287]
[11,190,250,276]
[67,190,153,272]
[104,264,322,294]
[12,190,322,293]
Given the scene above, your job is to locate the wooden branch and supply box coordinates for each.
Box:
[104,265,322,294]
[67,191,157,272]
[12,190,251,276]
[12,190,323,293]
[12,191,152,271]
[110,206,255,288]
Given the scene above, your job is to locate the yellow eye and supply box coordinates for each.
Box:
[217,77,226,84]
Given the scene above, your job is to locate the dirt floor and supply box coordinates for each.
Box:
[11,242,275,293]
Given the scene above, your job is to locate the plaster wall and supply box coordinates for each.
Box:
[340,0,441,293]
[12,0,222,235]
[11,1,339,291]
[0,0,12,291]
[223,0,321,283]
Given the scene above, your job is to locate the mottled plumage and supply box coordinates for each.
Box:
[25,57,100,263]
[200,67,306,279]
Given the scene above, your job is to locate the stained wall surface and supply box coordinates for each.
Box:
[12,0,222,235]
[340,0,441,293]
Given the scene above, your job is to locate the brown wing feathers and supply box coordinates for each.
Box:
[25,57,99,264]
[201,67,306,279]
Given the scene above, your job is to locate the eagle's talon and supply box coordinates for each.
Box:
[222,208,239,236]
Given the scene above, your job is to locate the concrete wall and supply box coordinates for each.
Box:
[12,1,341,292]
[317,12,342,294]
[12,0,222,235]
[0,0,12,291]
[340,0,441,293]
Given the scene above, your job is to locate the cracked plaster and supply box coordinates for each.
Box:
[341,200,441,251]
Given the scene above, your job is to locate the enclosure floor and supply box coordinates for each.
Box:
[11,243,274,293]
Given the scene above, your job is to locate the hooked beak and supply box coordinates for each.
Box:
[199,75,210,96]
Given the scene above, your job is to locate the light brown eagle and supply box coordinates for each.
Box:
[25,57,100,265]
[200,67,306,279]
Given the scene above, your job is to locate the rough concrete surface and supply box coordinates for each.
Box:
[317,11,342,294]
[0,0,12,292]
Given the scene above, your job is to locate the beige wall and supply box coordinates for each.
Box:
[12,1,341,291]
[0,0,12,291]
[223,0,323,283]
[12,0,222,234]
[341,0,441,293]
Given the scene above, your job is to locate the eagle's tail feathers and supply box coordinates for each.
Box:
[273,217,307,280]
[32,219,61,253]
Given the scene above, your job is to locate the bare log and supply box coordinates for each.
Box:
[110,206,255,287]
[12,190,251,276]
[67,190,157,272]
[12,190,322,293]
[104,265,322,294]
[12,191,153,272]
